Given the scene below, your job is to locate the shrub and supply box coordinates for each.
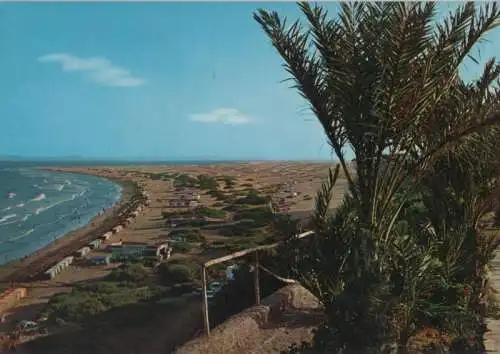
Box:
[195,205,226,218]
[233,207,274,227]
[222,204,248,212]
[207,189,228,201]
[198,174,218,190]
[234,189,267,205]
[158,262,196,285]
[172,241,193,253]
[218,223,258,237]
[106,263,149,283]
[174,174,198,187]
[45,282,152,323]
[182,230,206,243]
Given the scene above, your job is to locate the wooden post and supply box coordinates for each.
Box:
[254,250,260,305]
[201,265,210,336]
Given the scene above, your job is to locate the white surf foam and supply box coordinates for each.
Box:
[30,193,46,202]
[0,214,17,224]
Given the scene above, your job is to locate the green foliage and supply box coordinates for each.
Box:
[255,2,500,352]
[194,205,226,218]
[172,241,193,253]
[174,174,198,187]
[197,174,218,190]
[217,223,258,237]
[45,281,153,323]
[234,189,267,205]
[233,207,274,227]
[149,172,174,181]
[158,260,198,286]
[220,175,237,189]
[169,229,205,243]
[207,189,229,201]
[106,263,150,283]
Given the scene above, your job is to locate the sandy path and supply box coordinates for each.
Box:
[485,250,500,352]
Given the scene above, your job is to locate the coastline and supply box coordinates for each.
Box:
[0,171,139,285]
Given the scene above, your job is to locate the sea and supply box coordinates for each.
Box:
[0,162,122,265]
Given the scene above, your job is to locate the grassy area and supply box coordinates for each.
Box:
[197,174,218,190]
[42,263,159,324]
[194,205,226,218]
[233,206,274,227]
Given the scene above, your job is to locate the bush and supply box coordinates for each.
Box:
[198,174,218,190]
[106,263,149,283]
[234,189,267,205]
[185,230,206,243]
[207,189,228,201]
[222,203,248,212]
[233,207,274,227]
[174,174,198,187]
[218,223,258,237]
[45,282,152,323]
[195,205,226,218]
[172,241,193,253]
[158,262,196,286]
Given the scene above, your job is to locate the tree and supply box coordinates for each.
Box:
[255,2,500,352]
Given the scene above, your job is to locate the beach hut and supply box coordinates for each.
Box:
[101,231,113,240]
[44,267,57,280]
[112,225,123,234]
[88,239,102,249]
[74,246,91,258]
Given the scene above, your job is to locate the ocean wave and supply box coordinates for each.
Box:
[30,193,46,202]
[57,184,64,192]
[16,203,25,208]
[21,214,30,222]
[33,195,79,216]
[0,214,17,225]
[65,180,72,185]
[7,228,35,243]
[1,206,12,212]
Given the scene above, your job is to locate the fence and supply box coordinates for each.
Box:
[199,230,314,336]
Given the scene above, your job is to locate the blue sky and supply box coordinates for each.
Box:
[0,2,498,161]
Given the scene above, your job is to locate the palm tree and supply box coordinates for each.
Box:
[255,2,500,352]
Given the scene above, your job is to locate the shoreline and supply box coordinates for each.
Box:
[0,170,140,285]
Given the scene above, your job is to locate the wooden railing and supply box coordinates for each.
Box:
[200,230,314,336]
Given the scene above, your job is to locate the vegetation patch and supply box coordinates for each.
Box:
[233,206,274,227]
[42,264,158,324]
[193,205,226,218]
[157,259,200,286]
[197,174,218,190]
[173,174,198,188]
[171,241,193,253]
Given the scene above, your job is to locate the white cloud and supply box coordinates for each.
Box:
[189,108,252,125]
[38,53,145,87]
